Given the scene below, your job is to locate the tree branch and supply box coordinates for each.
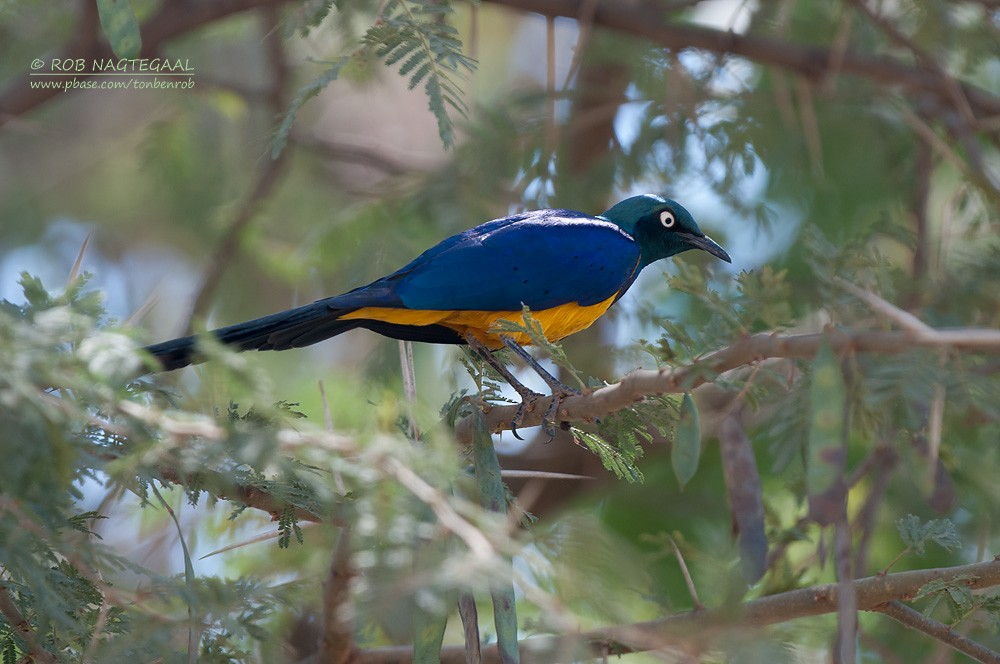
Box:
[481,0,1000,119]
[874,600,1000,664]
[354,558,1000,663]
[0,583,57,664]
[455,327,1000,444]
[75,398,328,524]
[153,462,326,524]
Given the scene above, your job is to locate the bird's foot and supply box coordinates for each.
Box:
[510,389,545,441]
[539,386,582,441]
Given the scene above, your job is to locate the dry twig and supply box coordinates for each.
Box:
[875,600,1000,664]
[455,325,1000,443]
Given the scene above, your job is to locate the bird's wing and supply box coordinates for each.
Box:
[332,210,642,312]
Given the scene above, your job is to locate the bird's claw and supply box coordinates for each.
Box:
[510,390,544,441]
[510,401,527,441]
[540,387,581,441]
[509,386,580,441]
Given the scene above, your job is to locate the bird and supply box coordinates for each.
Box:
[145,194,731,432]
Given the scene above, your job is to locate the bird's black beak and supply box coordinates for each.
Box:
[682,232,732,263]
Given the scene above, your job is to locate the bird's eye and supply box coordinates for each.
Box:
[659,210,676,228]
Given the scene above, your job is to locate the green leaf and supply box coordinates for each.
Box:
[95,0,141,59]
[361,0,476,148]
[271,57,348,159]
[806,337,846,524]
[19,272,52,309]
[672,393,701,490]
[896,515,961,555]
[570,428,643,483]
[411,603,448,664]
[913,576,976,601]
[2,631,17,664]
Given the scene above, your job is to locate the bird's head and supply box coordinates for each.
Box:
[601,194,731,267]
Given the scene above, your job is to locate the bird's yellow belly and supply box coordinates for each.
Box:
[339,295,619,348]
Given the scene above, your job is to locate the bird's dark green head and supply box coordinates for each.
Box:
[601,194,731,267]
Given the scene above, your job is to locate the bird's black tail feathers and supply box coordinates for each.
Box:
[144,300,463,372]
[143,301,357,371]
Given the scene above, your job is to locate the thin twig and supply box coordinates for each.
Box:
[501,470,593,481]
[836,280,950,487]
[198,522,321,558]
[81,570,112,664]
[834,277,936,336]
[560,0,597,90]
[150,483,198,664]
[290,133,412,175]
[383,456,495,561]
[834,514,857,664]
[896,103,1000,207]
[545,14,557,154]
[669,537,703,610]
[399,340,419,442]
[846,0,978,127]
[874,600,1000,664]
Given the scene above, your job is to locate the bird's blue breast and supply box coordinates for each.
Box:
[329,209,643,312]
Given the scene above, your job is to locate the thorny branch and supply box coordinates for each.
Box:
[455,324,1000,444]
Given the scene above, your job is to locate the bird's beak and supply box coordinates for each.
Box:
[682,233,732,263]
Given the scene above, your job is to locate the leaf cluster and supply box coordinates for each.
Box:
[273,0,475,155]
[0,275,518,661]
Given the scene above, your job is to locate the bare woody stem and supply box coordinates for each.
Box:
[354,558,1000,664]
[455,327,1000,444]
[874,600,1000,664]
[0,583,57,664]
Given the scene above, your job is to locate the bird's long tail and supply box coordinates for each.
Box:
[144,299,467,372]
[144,300,360,371]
